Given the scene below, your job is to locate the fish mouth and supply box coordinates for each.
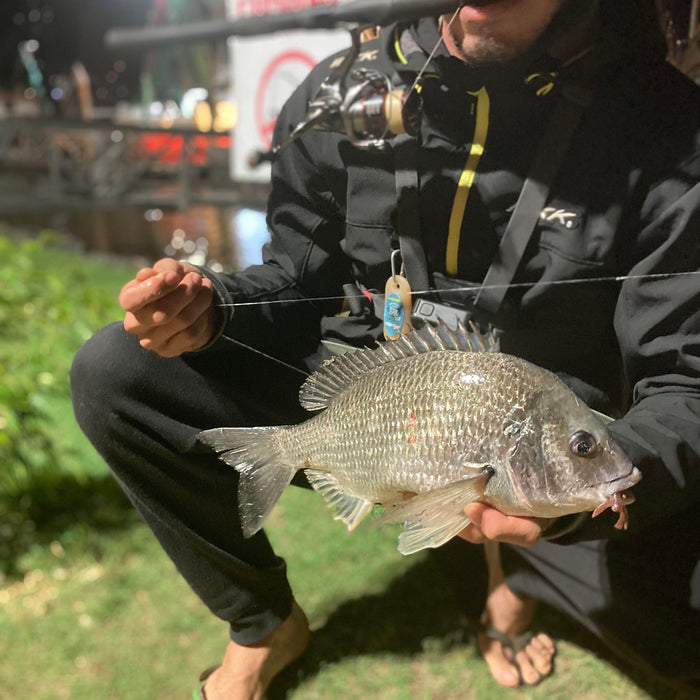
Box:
[601,466,642,493]
[588,467,641,530]
[587,466,641,493]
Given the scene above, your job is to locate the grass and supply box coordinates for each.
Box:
[0,231,693,700]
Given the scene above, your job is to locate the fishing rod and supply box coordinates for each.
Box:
[105,1,465,164]
[104,0,464,52]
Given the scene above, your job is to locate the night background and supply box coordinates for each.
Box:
[0,2,698,699]
[0,0,225,115]
[0,0,148,108]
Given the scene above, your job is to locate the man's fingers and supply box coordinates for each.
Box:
[120,259,199,313]
[135,282,215,355]
[458,521,487,544]
[145,272,207,326]
[123,272,209,330]
[135,266,157,282]
[156,302,217,357]
[120,270,181,313]
[120,258,216,357]
[460,503,544,547]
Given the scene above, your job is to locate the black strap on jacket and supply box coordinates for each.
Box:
[473,80,593,315]
[392,52,599,316]
[394,133,431,292]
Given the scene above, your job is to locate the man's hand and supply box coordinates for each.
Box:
[120,258,217,357]
[458,503,551,547]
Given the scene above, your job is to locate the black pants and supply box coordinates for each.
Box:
[70,323,700,684]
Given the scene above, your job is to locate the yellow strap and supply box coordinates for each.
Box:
[394,27,408,65]
[445,86,490,275]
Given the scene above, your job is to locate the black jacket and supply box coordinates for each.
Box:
[204,17,700,542]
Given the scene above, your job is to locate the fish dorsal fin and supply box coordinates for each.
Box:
[299,321,500,412]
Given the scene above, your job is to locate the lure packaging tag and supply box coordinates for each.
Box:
[383,274,413,340]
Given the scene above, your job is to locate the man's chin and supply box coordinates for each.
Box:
[451,34,517,66]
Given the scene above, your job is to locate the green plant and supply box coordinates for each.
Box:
[0,232,131,494]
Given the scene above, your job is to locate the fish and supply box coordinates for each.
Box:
[198,323,641,555]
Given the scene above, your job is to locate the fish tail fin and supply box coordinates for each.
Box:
[198,426,296,538]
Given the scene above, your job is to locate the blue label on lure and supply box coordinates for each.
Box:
[384,291,404,335]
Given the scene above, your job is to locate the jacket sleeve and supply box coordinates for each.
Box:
[552,167,700,542]
[199,59,351,363]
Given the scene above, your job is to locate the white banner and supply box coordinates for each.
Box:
[228,0,351,182]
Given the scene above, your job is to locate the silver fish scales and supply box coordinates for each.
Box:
[199,323,641,554]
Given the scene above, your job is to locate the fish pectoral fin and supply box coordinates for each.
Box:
[304,469,374,531]
[374,475,490,555]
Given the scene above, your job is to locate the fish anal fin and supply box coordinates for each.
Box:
[305,469,373,530]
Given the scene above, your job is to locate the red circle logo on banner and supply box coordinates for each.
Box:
[255,49,316,148]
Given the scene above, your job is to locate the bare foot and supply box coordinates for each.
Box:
[202,601,310,700]
[477,583,555,686]
[477,543,555,687]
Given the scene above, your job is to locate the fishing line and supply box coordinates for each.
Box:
[401,7,459,104]
[213,269,700,310]
[214,268,699,376]
[220,333,311,377]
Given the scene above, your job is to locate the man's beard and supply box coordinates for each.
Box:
[446,26,524,66]
[443,0,595,67]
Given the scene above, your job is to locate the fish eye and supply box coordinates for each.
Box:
[569,430,598,457]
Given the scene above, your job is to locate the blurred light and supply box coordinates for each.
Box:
[24,39,40,53]
[163,99,180,118]
[183,240,196,254]
[110,130,124,143]
[188,251,207,266]
[213,101,237,132]
[193,101,213,132]
[24,87,36,100]
[42,8,54,23]
[28,8,41,22]
[96,87,108,100]
[145,209,163,223]
[149,101,164,116]
[114,60,126,72]
[116,86,128,99]
[181,88,208,119]
[50,87,63,100]
[106,71,118,84]
[233,208,270,268]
